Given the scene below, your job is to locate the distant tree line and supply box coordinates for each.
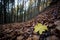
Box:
[0,0,52,24]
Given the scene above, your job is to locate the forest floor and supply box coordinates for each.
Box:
[0,1,60,40]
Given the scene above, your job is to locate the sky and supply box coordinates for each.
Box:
[0,0,1,2]
[15,0,30,10]
[7,0,38,13]
[14,0,38,10]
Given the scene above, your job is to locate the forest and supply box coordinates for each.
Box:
[0,0,51,24]
[0,0,60,40]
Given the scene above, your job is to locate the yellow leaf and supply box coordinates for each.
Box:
[34,23,48,34]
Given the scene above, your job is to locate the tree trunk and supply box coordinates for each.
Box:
[3,0,7,23]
